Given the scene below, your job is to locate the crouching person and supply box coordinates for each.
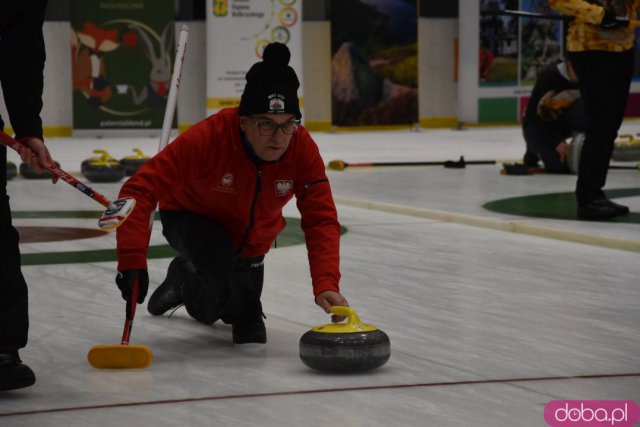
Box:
[114,43,348,344]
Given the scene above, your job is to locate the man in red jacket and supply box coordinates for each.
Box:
[114,43,348,344]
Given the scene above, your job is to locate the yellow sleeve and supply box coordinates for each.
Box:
[548,0,605,24]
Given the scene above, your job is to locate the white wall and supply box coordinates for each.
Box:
[301,21,331,128]
[419,17,459,123]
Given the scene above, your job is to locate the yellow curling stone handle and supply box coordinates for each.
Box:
[122,148,149,160]
[311,306,378,333]
[88,149,120,166]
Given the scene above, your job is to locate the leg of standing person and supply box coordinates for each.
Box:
[569,49,634,219]
[0,144,36,391]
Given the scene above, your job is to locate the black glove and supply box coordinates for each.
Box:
[115,269,149,304]
[600,10,629,29]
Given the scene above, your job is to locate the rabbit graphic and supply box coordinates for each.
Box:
[120,23,174,108]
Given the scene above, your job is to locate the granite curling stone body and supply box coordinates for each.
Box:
[299,306,390,372]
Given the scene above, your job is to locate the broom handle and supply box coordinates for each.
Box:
[485,9,640,26]
[121,278,139,345]
[0,131,115,209]
[158,25,189,152]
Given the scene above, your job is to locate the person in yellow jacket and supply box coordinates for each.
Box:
[549,0,638,219]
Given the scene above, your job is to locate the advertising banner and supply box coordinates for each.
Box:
[206,0,303,116]
[70,0,176,132]
[459,0,640,124]
[330,0,418,127]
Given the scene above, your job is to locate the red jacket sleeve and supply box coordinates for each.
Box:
[115,125,204,271]
[295,131,341,297]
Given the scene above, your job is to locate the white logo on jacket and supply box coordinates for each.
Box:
[275,180,293,197]
[222,173,234,186]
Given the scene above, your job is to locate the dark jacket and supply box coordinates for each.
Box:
[0,1,47,140]
[523,61,579,131]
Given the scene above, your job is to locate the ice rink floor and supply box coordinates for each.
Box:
[1,123,639,426]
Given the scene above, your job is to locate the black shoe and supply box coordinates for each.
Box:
[577,199,623,220]
[147,256,196,316]
[603,199,630,216]
[0,352,35,391]
[523,152,540,168]
[232,315,267,344]
[502,163,532,175]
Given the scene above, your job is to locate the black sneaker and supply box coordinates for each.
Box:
[577,199,621,220]
[0,352,35,391]
[232,315,267,344]
[147,256,196,316]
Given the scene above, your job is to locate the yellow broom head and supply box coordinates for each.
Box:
[328,160,346,171]
[87,345,153,369]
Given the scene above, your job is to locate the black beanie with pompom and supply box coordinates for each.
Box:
[238,43,301,119]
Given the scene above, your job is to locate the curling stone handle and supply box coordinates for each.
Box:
[330,306,364,327]
[92,149,116,161]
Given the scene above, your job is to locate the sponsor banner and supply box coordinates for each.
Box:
[70,0,176,131]
[206,0,303,116]
[330,0,418,127]
[459,0,640,123]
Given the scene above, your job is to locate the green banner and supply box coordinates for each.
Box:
[70,0,175,130]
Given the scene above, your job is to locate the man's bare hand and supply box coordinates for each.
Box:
[315,290,349,323]
[18,138,57,183]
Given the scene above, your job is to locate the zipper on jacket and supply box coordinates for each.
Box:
[299,178,328,200]
[237,168,262,254]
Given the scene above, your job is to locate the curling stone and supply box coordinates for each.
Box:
[120,148,150,176]
[81,149,126,183]
[19,160,60,179]
[6,161,17,180]
[612,134,640,161]
[299,306,390,373]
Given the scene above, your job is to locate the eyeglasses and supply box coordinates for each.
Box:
[250,117,301,136]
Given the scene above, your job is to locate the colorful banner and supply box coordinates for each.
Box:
[70,0,176,131]
[479,0,519,87]
[206,0,303,115]
[330,0,418,127]
[519,0,562,86]
[460,0,640,124]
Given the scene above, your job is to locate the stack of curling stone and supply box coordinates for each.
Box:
[612,134,640,162]
[19,160,60,180]
[6,161,17,181]
[81,149,126,183]
[299,306,390,373]
[120,148,150,176]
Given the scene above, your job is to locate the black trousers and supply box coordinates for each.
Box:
[569,49,634,203]
[0,145,29,353]
[159,210,264,325]
[523,99,588,173]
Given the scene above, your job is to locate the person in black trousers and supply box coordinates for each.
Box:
[522,58,587,173]
[0,0,56,391]
[569,48,634,219]
[550,0,638,219]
